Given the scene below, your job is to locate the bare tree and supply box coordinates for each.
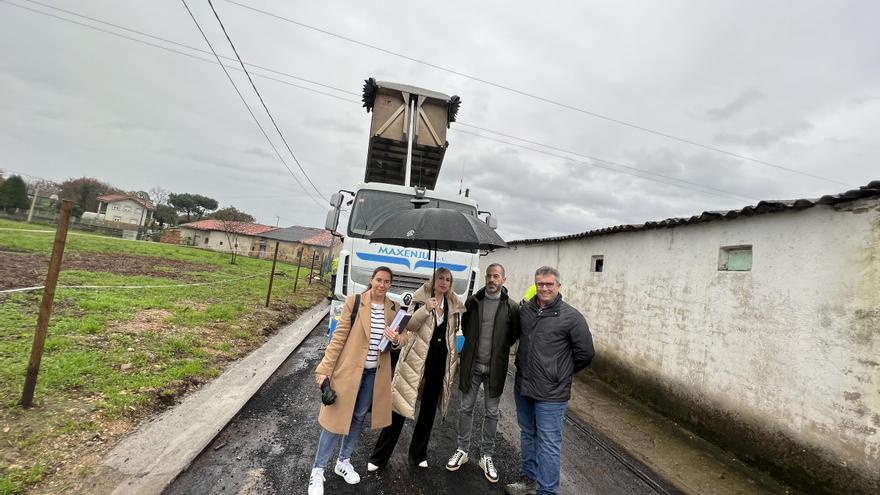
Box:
[148,186,169,207]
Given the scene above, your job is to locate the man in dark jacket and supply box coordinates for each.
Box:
[446,263,520,484]
[505,266,594,495]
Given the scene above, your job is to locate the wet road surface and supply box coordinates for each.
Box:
[165,316,677,494]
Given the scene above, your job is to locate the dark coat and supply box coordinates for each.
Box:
[458,286,520,398]
[515,294,594,402]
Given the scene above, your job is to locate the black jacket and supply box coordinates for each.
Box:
[515,294,594,402]
[459,286,520,398]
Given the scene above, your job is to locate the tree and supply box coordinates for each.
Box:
[58,177,119,217]
[153,204,178,228]
[169,193,218,222]
[209,206,256,223]
[148,186,169,207]
[0,175,29,210]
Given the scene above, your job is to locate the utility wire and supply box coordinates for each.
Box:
[206,0,324,201]
[1,0,788,203]
[0,0,359,104]
[16,0,359,99]
[180,0,324,209]
[454,128,750,203]
[222,0,852,188]
[455,123,759,201]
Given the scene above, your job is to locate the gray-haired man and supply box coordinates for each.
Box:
[506,266,594,495]
[446,263,520,483]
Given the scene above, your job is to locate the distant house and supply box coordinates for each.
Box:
[251,226,341,267]
[94,194,155,227]
[178,219,277,255]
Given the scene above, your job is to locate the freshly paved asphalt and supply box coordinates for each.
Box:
[165,316,669,495]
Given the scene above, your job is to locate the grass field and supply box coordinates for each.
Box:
[0,218,327,494]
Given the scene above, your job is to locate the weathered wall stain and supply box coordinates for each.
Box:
[488,200,880,495]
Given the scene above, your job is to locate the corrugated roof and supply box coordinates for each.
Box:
[179,220,277,236]
[259,226,337,247]
[509,180,880,246]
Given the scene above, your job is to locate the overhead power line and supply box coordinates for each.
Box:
[16,0,358,99]
[454,128,751,203]
[0,0,794,203]
[180,0,324,209]
[455,123,759,202]
[206,0,324,201]
[222,0,852,188]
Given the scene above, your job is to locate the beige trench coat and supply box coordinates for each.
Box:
[390,285,464,420]
[315,289,398,435]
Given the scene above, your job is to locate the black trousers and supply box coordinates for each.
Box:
[370,341,447,466]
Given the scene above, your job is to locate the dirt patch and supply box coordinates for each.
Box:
[0,251,219,290]
[107,309,174,335]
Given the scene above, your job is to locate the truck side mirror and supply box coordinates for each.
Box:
[325,207,340,231]
[486,216,498,229]
[329,193,343,208]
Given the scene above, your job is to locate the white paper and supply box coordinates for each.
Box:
[379,309,412,351]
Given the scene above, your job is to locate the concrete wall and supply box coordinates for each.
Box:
[487,199,880,494]
[178,228,257,255]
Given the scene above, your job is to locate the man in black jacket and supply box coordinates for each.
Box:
[446,263,520,484]
[505,266,594,495]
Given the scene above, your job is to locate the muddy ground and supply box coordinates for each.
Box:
[0,250,218,290]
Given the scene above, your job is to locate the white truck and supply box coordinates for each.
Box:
[324,79,496,335]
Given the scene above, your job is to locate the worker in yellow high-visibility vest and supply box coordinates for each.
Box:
[329,256,339,299]
[522,283,536,304]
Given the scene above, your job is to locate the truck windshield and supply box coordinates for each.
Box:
[348,189,477,238]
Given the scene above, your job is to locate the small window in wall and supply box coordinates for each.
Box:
[203,237,209,244]
[719,245,752,271]
[219,241,223,246]
[591,255,604,273]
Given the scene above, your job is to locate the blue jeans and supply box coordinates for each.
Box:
[313,368,376,469]
[514,388,567,495]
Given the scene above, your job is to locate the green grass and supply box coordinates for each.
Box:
[0,219,327,493]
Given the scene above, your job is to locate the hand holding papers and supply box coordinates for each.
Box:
[379,310,412,351]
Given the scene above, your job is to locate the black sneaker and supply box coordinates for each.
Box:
[504,475,537,495]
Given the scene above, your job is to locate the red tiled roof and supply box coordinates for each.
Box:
[97,194,155,210]
[179,219,278,236]
[300,230,335,248]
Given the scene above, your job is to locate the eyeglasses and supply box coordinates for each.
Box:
[536,282,558,289]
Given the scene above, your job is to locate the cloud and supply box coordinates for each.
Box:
[705,89,764,121]
[714,121,813,149]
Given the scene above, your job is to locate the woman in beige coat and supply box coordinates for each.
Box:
[308,266,401,495]
[367,267,464,470]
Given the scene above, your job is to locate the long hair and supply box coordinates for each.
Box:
[427,267,453,295]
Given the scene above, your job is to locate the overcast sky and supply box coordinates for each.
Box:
[1,0,878,240]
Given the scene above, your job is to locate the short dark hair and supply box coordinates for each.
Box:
[486,263,505,276]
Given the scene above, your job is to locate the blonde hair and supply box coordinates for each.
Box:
[427,267,454,295]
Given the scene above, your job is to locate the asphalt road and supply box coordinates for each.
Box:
[165,316,671,495]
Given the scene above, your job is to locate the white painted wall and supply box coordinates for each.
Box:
[178,228,257,255]
[487,201,880,479]
[104,199,147,226]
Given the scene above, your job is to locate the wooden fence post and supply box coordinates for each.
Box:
[293,249,304,293]
[21,200,74,408]
[265,241,280,307]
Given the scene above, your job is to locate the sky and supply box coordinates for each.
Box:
[1,0,878,240]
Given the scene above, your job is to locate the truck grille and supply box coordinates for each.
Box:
[390,273,430,294]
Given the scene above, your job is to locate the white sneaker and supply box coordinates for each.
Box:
[479,455,499,483]
[334,458,361,484]
[446,449,469,471]
[308,467,324,495]
[367,462,380,472]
